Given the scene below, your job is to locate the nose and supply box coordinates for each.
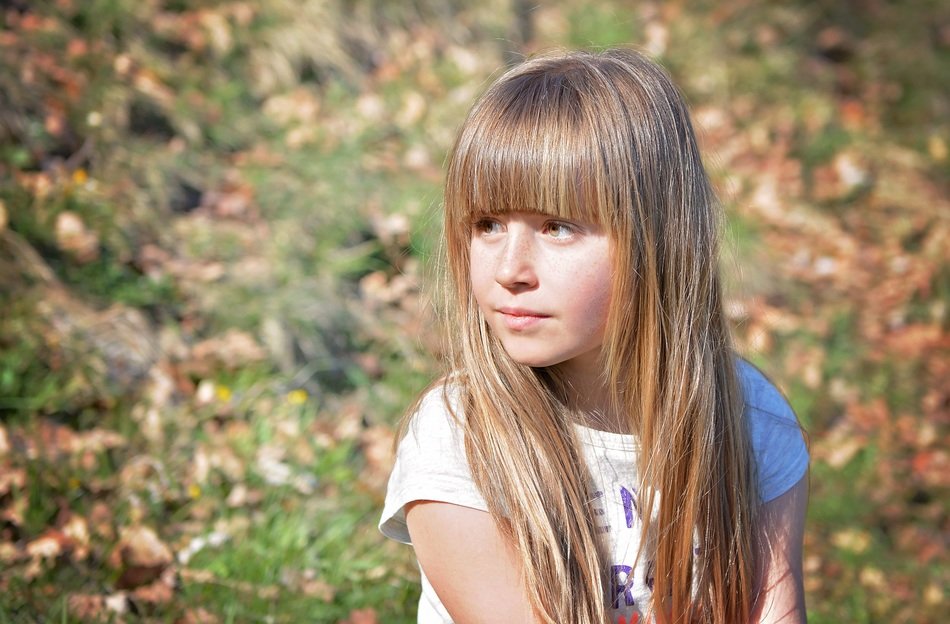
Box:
[494,225,537,290]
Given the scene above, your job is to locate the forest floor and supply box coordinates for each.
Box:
[0,1,946,622]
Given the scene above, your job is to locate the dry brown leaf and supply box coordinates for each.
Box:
[130,566,177,605]
[395,91,426,127]
[188,329,267,375]
[815,419,864,469]
[200,171,257,220]
[60,512,91,561]
[0,542,20,564]
[76,428,127,453]
[33,419,80,459]
[68,594,108,621]
[112,525,174,588]
[225,483,263,508]
[343,608,378,624]
[911,450,949,487]
[1,493,27,529]
[263,88,321,126]
[26,529,69,560]
[176,608,221,624]
[883,323,947,358]
[0,466,26,496]
[180,567,280,599]
[831,528,871,554]
[281,567,335,601]
[300,577,336,601]
[54,211,100,263]
[359,425,395,492]
[89,501,115,541]
[118,525,174,567]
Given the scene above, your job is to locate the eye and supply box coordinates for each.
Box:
[543,220,576,239]
[473,217,503,235]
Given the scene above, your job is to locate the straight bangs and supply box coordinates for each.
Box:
[444,63,634,242]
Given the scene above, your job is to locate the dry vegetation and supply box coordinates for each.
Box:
[0,0,946,622]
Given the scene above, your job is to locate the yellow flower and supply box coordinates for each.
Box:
[187,483,202,500]
[72,168,88,185]
[216,385,232,402]
[287,389,308,405]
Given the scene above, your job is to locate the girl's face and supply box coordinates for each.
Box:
[469,211,613,375]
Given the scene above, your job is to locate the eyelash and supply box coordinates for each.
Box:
[543,221,575,238]
[471,217,577,238]
[473,218,502,234]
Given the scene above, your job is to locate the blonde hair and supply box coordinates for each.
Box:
[431,48,759,623]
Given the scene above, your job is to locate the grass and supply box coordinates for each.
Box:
[0,1,946,622]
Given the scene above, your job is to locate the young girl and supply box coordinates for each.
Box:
[379,48,808,624]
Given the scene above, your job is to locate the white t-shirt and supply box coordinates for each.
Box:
[379,360,809,623]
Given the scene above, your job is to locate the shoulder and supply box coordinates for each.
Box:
[736,359,810,503]
[379,379,488,544]
[736,359,798,427]
[403,380,464,445]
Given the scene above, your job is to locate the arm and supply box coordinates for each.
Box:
[406,500,539,624]
[752,474,809,624]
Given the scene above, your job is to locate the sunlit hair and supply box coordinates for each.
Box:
[429,48,759,623]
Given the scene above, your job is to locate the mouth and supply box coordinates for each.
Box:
[496,307,550,330]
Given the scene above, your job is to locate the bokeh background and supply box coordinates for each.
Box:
[0,1,946,622]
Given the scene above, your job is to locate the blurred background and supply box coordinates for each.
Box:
[0,0,946,622]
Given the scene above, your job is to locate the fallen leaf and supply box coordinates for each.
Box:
[859,566,886,589]
[89,501,115,541]
[360,426,395,492]
[0,466,26,496]
[176,608,221,624]
[343,608,378,624]
[280,567,335,601]
[187,330,267,375]
[0,542,19,564]
[54,211,100,263]
[225,483,263,508]
[68,594,107,620]
[831,528,871,554]
[60,513,91,561]
[130,566,177,606]
[112,525,174,588]
[26,530,68,559]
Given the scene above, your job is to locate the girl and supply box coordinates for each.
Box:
[379,48,808,624]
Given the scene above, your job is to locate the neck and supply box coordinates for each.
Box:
[550,355,626,434]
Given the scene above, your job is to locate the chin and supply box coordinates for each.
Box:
[504,350,561,368]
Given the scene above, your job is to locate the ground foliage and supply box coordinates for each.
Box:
[0,0,946,622]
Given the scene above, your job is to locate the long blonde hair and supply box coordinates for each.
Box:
[432,48,758,623]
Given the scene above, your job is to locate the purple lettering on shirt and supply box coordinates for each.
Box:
[611,564,636,609]
[592,488,610,533]
[620,486,639,528]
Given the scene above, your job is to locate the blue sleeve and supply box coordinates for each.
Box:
[738,360,810,503]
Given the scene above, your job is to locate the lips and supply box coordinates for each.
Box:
[496,307,550,331]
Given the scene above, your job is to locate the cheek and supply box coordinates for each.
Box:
[468,246,492,307]
[588,281,613,332]
[575,262,613,334]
